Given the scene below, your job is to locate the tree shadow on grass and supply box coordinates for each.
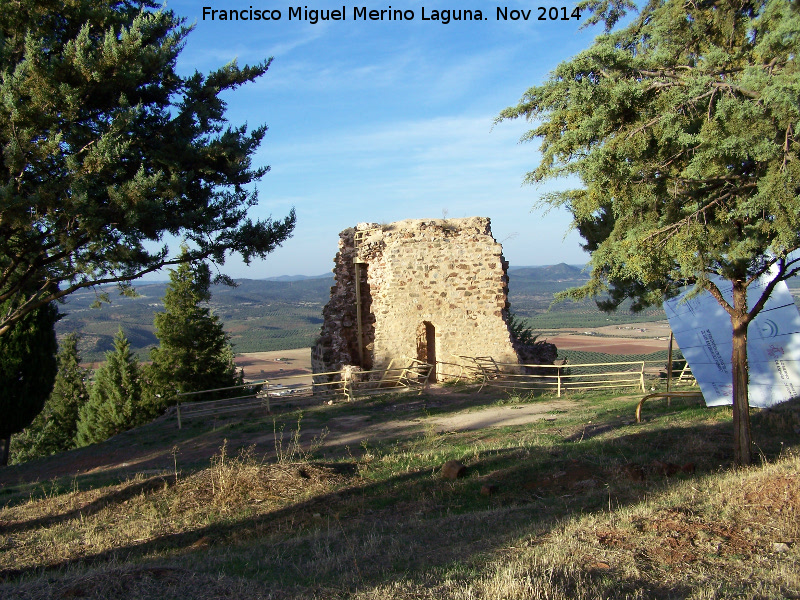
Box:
[3,396,797,598]
[0,475,176,536]
[0,385,562,501]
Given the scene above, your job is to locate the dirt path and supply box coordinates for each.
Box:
[428,399,574,431]
[257,397,577,449]
[0,389,576,488]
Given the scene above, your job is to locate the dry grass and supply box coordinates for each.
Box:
[1,391,799,599]
[0,443,350,580]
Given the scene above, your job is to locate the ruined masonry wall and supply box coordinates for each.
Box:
[312,217,519,378]
[369,219,517,373]
[311,227,374,374]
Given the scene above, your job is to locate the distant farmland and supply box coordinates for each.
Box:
[56,264,800,362]
[57,277,331,361]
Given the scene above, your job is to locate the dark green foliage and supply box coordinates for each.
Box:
[500,0,800,464]
[501,0,800,304]
[0,0,295,337]
[507,312,539,346]
[75,328,142,447]
[146,256,243,409]
[11,333,89,463]
[0,302,59,464]
[576,0,636,31]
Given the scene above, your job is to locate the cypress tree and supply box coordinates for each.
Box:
[0,0,295,337]
[0,302,59,465]
[11,333,89,463]
[75,328,142,447]
[499,0,800,465]
[147,255,242,410]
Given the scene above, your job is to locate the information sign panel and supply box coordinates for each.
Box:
[663,269,800,407]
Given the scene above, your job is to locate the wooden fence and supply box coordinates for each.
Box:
[168,353,696,427]
[171,358,433,427]
[459,357,650,396]
[453,355,694,397]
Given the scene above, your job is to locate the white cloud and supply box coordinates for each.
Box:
[234,111,589,278]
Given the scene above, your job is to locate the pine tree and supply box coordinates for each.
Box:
[499,0,800,465]
[0,301,59,465]
[47,333,90,448]
[147,255,242,410]
[11,333,89,463]
[0,0,295,337]
[75,328,142,447]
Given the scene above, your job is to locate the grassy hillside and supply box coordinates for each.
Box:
[1,387,798,599]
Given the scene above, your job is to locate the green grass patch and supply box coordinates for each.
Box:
[2,388,799,599]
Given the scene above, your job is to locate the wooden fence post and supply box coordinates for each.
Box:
[640,362,645,392]
[557,366,562,397]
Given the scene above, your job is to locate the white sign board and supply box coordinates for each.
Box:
[663,268,800,407]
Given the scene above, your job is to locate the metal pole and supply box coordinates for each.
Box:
[666,331,674,404]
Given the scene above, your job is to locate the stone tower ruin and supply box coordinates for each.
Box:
[312,217,524,381]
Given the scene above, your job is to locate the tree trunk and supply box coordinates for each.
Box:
[0,435,10,466]
[731,282,752,466]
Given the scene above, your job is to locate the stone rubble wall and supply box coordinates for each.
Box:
[311,226,374,378]
[312,217,522,380]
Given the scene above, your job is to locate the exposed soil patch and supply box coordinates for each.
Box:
[234,348,312,382]
[549,334,669,354]
[740,473,800,515]
[640,507,756,565]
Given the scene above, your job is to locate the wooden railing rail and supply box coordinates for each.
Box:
[463,358,650,397]
[172,361,433,427]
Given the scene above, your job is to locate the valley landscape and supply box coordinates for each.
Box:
[57,263,800,375]
[58,264,681,366]
[2,264,799,599]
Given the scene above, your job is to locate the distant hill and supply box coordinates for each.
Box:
[51,265,624,361]
[57,277,334,361]
[507,263,587,281]
[263,273,332,282]
[55,264,800,361]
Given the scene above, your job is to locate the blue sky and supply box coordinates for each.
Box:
[166,1,600,278]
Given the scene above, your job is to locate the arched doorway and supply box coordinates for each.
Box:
[416,321,437,382]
